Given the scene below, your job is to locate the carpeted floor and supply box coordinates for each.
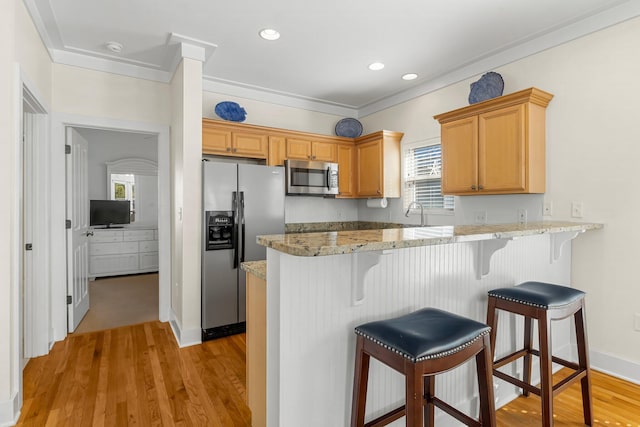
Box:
[73,273,159,334]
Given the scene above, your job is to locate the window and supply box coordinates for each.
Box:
[404,139,454,211]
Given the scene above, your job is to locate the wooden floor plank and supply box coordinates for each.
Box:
[16,321,640,426]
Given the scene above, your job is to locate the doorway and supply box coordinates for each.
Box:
[67,127,160,333]
[50,115,171,343]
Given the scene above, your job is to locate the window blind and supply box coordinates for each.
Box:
[404,143,454,210]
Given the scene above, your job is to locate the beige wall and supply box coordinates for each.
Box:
[361,17,640,366]
[53,64,171,124]
[202,92,344,135]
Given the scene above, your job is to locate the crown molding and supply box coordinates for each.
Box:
[51,49,172,82]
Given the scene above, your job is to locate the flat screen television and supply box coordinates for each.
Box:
[90,200,131,228]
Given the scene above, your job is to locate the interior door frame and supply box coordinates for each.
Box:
[22,90,50,359]
[10,67,51,421]
[50,114,171,342]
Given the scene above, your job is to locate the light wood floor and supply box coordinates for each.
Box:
[17,321,640,426]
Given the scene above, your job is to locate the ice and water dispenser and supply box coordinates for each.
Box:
[205,211,234,250]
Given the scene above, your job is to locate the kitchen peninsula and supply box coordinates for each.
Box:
[248,221,602,427]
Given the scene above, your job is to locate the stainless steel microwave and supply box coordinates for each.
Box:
[285,159,339,196]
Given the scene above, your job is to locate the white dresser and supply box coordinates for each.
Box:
[89,228,159,278]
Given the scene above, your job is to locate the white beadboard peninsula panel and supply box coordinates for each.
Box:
[266,234,574,427]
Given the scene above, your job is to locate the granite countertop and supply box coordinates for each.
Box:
[241,260,266,280]
[258,221,603,257]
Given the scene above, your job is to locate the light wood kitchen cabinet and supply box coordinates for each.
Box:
[434,87,553,195]
[246,271,266,427]
[286,138,337,162]
[201,119,405,199]
[355,130,403,198]
[202,120,268,159]
[202,126,232,154]
[268,135,286,166]
[336,144,355,197]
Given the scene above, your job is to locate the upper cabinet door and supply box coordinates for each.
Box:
[232,132,268,158]
[312,141,337,162]
[479,104,526,192]
[286,138,312,160]
[203,128,232,154]
[441,116,478,194]
[337,144,355,197]
[356,138,383,197]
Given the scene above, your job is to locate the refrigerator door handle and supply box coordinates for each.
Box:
[240,191,246,263]
[232,191,239,269]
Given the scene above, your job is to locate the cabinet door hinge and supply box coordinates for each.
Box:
[67,295,72,305]
[65,144,71,154]
[66,219,72,229]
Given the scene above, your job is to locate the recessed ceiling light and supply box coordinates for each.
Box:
[368,62,385,71]
[105,41,123,53]
[259,28,281,41]
[402,73,418,81]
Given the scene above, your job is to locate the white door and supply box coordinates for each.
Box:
[66,127,90,332]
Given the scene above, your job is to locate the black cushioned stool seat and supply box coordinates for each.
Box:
[486,281,593,427]
[351,308,496,427]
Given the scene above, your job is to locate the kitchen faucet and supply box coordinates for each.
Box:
[405,201,425,227]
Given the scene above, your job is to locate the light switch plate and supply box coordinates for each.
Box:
[571,202,584,218]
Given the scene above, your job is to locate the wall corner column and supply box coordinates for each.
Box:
[169,43,204,346]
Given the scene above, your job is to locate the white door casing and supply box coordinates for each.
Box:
[21,80,50,359]
[66,127,90,332]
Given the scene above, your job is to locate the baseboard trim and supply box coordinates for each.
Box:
[590,350,640,385]
[169,311,202,348]
[0,391,21,427]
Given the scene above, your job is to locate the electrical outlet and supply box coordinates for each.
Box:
[571,202,584,218]
[635,313,640,332]
[543,201,553,216]
[474,211,487,224]
[517,208,527,224]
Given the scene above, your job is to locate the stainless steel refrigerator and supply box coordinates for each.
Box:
[202,161,285,340]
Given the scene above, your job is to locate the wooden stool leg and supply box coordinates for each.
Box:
[405,361,424,426]
[476,334,496,427]
[423,375,435,427]
[538,312,554,427]
[351,336,370,427]
[522,316,533,397]
[575,302,593,425]
[486,297,498,362]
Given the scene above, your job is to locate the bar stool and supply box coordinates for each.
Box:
[351,308,496,427]
[486,281,593,426]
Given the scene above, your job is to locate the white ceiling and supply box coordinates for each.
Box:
[24,0,640,116]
